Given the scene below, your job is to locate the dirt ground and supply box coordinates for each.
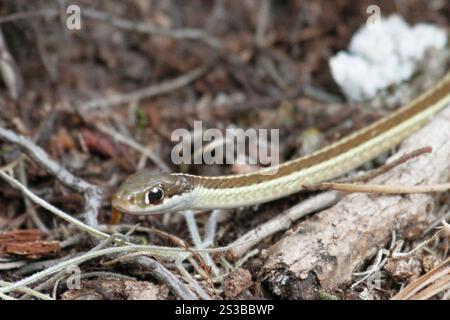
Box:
[0,0,449,300]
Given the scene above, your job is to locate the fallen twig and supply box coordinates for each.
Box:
[0,8,221,49]
[0,27,22,100]
[0,280,53,300]
[316,181,450,194]
[0,9,56,24]
[82,8,221,49]
[349,147,432,183]
[78,63,212,112]
[0,170,108,239]
[255,0,270,48]
[0,127,102,227]
[17,160,50,234]
[303,146,433,191]
[0,245,194,294]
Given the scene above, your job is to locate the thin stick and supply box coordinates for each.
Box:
[183,211,220,276]
[0,27,23,100]
[0,154,23,171]
[0,9,56,24]
[0,280,53,300]
[348,147,432,183]
[410,275,450,300]
[304,147,433,190]
[17,159,50,234]
[79,64,211,111]
[0,292,15,300]
[0,128,96,196]
[317,182,450,194]
[0,243,233,296]
[100,223,214,285]
[393,230,443,258]
[79,271,135,281]
[0,127,102,227]
[175,259,211,300]
[0,8,221,49]
[0,245,195,294]
[129,256,198,299]
[255,0,270,48]
[82,8,221,49]
[203,210,219,248]
[0,170,108,239]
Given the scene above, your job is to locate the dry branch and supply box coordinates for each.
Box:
[0,127,102,227]
[78,63,212,112]
[262,106,450,299]
[0,27,23,100]
[82,8,221,49]
[0,8,221,49]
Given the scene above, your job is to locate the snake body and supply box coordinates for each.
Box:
[112,72,450,214]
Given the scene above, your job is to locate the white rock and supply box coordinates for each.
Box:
[329,15,447,101]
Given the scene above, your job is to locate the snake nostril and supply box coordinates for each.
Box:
[112,193,120,201]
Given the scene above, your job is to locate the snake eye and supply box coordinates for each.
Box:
[145,186,164,205]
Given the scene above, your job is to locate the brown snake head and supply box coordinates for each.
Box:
[112,170,193,214]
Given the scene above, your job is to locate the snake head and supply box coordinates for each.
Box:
[112,170,193,214]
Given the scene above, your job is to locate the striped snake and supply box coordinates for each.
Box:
[112,72,450,214]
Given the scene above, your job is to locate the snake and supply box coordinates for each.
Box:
[112,71,450,215]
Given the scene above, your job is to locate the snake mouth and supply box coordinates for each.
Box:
[111,193,165,215]
[111,194,132,213]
